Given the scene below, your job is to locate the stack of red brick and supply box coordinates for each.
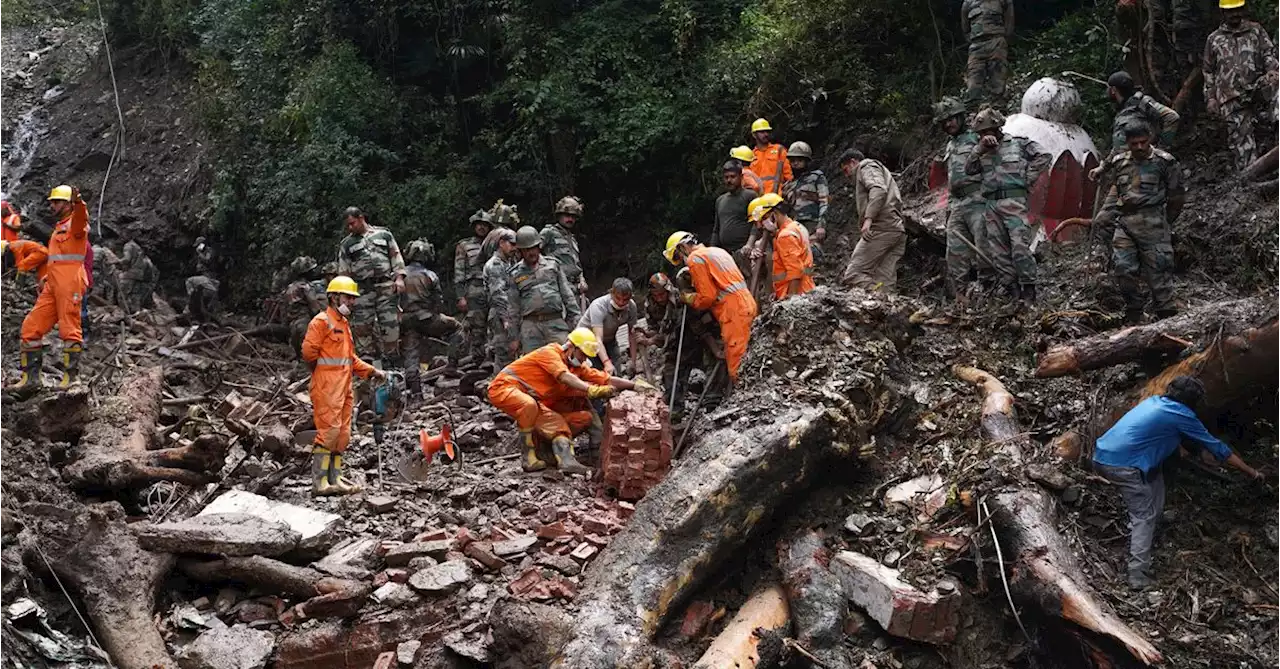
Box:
[598,391,673,501]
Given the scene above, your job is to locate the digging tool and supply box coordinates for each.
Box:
[954,230,994,268]
[669,304,688,414]
[396,407,466,482]
[371,370,405,489]
[673,360,723,459]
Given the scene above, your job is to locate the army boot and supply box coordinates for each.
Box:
[521,430,547,472]
[10,346,44,396]
[329,453,362,495]
[312,448,338,496]
[551,436,590,475]
[59,343,83,389]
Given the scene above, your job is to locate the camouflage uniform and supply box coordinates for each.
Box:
[783,168,829,259]
[118,240,157,313]
[962,0,1012,104]
[483,251,516,368]
[1149,0,1201,70]
[938,129,989,285]
[540,223,584,304]
[1204,20,1279,170]
[1094,93,1182,251]
[1107,147,1185,315]
[91,245,122,309]
[453,233,488,360]
[186,239,219,322]
[337,225,405,362]
[507,255,580,353]
[965,135,1050,290]
[402,262,461,394]
[285,278,327,357]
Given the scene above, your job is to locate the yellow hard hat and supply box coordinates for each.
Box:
[729,145,755,162]
[0,240,8,254]
[748,192,785,223]
[47,185,73,201]
[567,327,600,357]
[1219,0,1245,8]
[750,118,772,133]
[326,275,360,296]
[663,230,696,265]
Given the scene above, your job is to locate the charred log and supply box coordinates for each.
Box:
[778,530,852,669]
[179,555,370,619]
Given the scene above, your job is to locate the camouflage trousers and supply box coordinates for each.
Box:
[1112,212,1175,313]
[402,314,461,392]
[844,229,907,293]
[462,285,489,360]
[983,197,1036,287]
[519,315,570,354]
[965,36,1008,104]
[945,196,990,285]
[1091,185,1119,260]
[352,279,400,363]
[118,279,154,313]
[1148,0,1200,69]
[1221,97,1272,171]
[488,311,514,369]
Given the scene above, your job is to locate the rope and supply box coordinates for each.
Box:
[981,497,1032,645]
[93,0,126,238]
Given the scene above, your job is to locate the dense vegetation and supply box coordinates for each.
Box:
[13,0,1276,301]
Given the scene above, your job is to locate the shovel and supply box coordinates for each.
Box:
[396,418,466,482]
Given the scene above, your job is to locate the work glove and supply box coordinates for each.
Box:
[632,378,658,394]
[587,385,617,400]
[679,291,697,306]
[675,267,693,291]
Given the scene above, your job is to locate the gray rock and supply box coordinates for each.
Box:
[371,582,419,609]
[139,513,301,557]
[313,538,382,580]
[407,556,439,572]
[177,624,275,669]
[843,512,876,535]
[535,553,581,576]
[396,640,422,665]
[408,560,472,594]
[199,490,342,554]
[385,540,453,566]
[491,535,537,557]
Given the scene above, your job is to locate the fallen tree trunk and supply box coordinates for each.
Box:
[180,555,370,619]
[1035,297,1276,378]
[1243,146,1279,182]
[63,366,230,490]
[692,583,789,669]
[19,502,176,669]
[954,365,1163,666]
[778,530,851,669]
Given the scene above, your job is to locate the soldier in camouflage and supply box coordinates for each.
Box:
[488,198,521,230]
[964,108,1051,305]
[1089,71,1182,260]
[1203,0,1278,170]
[1107,124,1186,324]
[91,245,122,309]
[961,0,1014,105]
[283,256,327,357]
[117,239,157,313]
[402,239,461,397]
[507,226,581,357]
[933,97,990,299]
[540,196,587,309]
[186,236,220,323]
[454,210,495,362]
[782,141,829,258]
[336,206,406,365]
[483,227,519,369]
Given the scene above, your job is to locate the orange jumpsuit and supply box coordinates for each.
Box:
[21,201,88,346]
[685,245,757,382]
[9,239,49,281]
[751,144,794,195]
[302,306,376,453]
[771,216,815,299]
[2,203,20,243]
[488,343,611,443]
[742,168,765,194]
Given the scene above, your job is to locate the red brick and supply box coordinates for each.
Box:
[413,528,449,542]
[536,521,570,540]
[599,392,674,501]
[385,568,410,584]
[274,611,442,669]
[508,568,544,596]
[679,600,717,639]
[373,572,389,587]
[546,578,578,600]
[373,651,396,669]
[830,551,961,644]
[583,533,608,548]
[582,517,619,536]
[454,527,478,549]
[464,541,508,571]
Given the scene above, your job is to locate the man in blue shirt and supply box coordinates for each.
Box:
[1093,376,1264,589]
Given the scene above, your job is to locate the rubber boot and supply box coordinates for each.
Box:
[11,346,44,396]
[312,448,338,496]
[521,430,547,472]
[551,436,590,475]
[586,408,604,450]
[59,343,83,389]
[329,453,362,495]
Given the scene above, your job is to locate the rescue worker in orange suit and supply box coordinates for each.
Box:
[2,239,49,282]
[488,328,655,474]
[730,146,766,194]
[14,185,89,393]
[663,231,758,384]
[302,275,387,496]
[1,200,21,243]
[748,193,815,300]
[749,118,793,195]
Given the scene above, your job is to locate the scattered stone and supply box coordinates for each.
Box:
[843,512,876,535]
[139,513,302,557]
[371,582,418,609]
[365,496,397,514]
[466,583,489,601]
[214,588,240,615]
[200,490,341,554]
[176,624,275,669]
[492,535,537,557]
[231,601,276,624]
[396,640,421,665]
[883,474,947,521]
[314,538,382,580]
[569,543,598,563]
[1026,463,1071,491]
[1061,486,1082,504]
[830,550,960,644]
[384,540,453,567]
[536,553,580,576]
[385,568,410,583]
[443,630,491,663]
[536,521,571,541]
[464,541,509,571]
[408,560,472,594]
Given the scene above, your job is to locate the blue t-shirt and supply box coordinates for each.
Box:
[1093,396,1232,474]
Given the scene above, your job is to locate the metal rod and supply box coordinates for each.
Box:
[674,360,723,459]
[669,304,688,414]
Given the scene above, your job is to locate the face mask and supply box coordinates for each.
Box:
[337,304,351,316]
